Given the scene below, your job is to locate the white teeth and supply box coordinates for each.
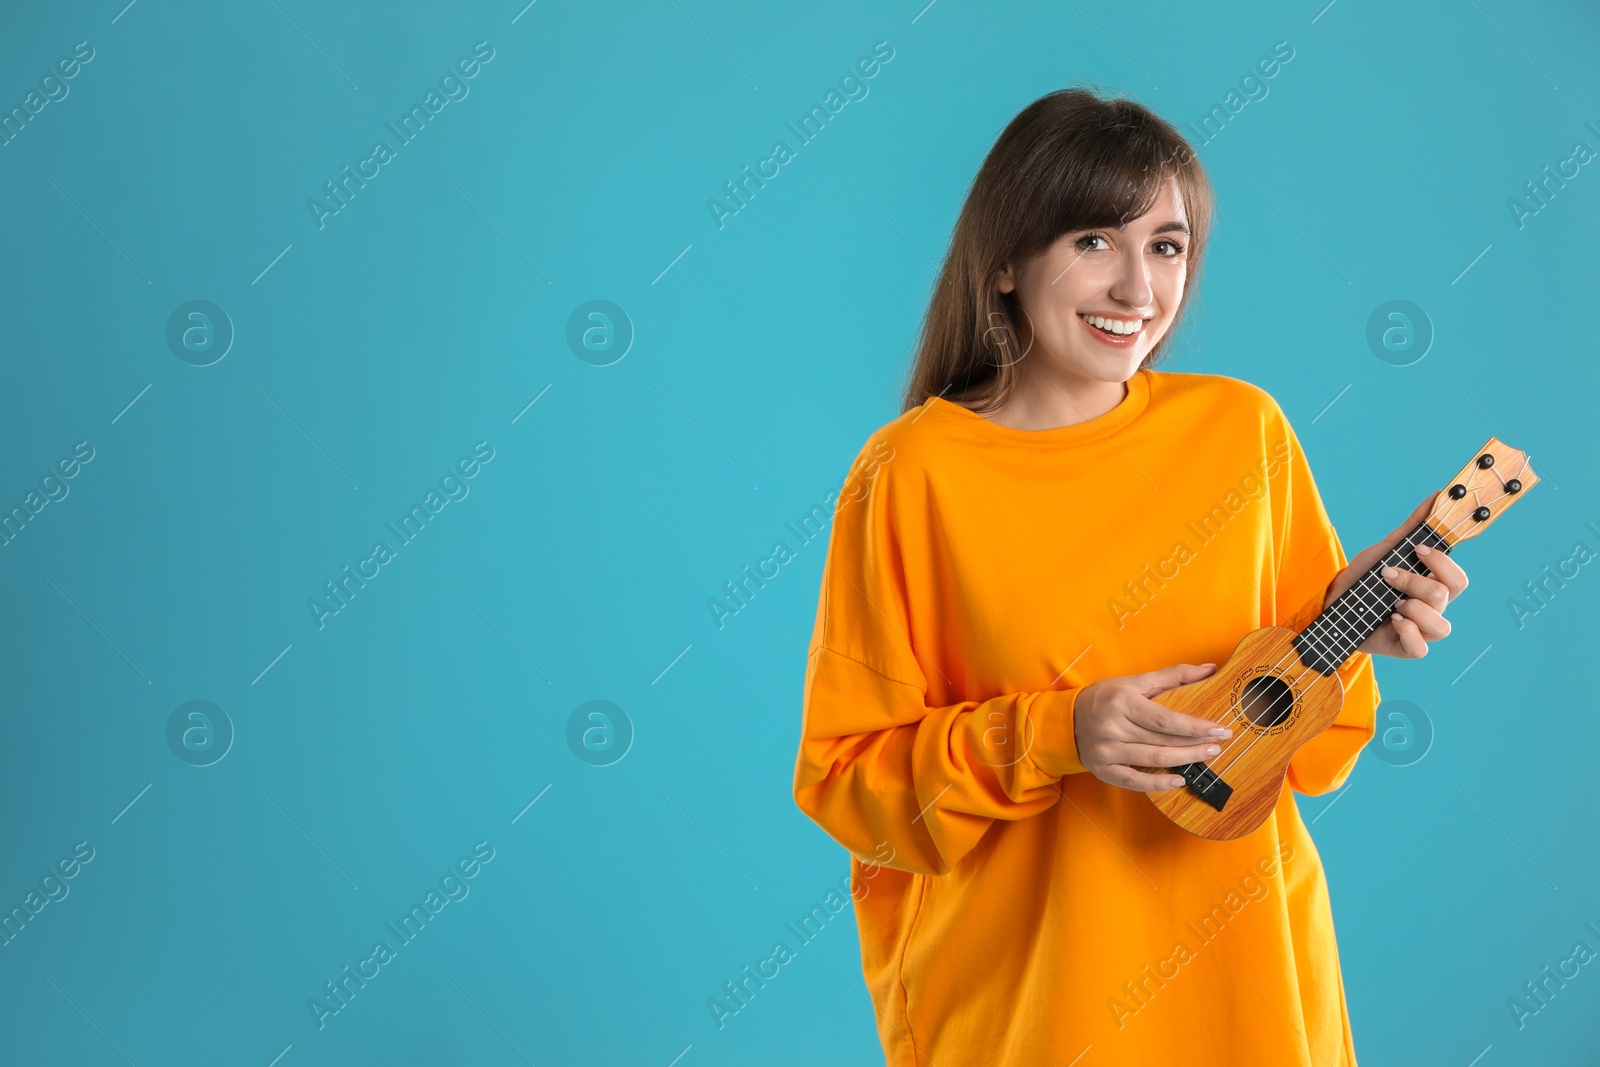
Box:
[1081,314,1144,335]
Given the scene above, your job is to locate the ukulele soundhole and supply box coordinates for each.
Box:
[1239,675,1296,729]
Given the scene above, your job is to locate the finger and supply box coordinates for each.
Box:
[1127,697,1234,739]
[1394,597,1451,641]
[1134,661,1219,698]
[1387,611,1428,657]
[1107,710,1241,742]
[1134,725,1239,747]
[1124,716,1242,746]
[1124,740,1224,767]
[1380,566,1451,612]
[1331,496,1437,602]
[1414,544,1468,599]
[1103,764,1190,792]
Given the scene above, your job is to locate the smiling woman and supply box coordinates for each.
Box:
[792,85,1464,1067]
[903,89,1212,425]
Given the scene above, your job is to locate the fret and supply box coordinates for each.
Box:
[1291,521,1453,675]
[1298,624,1339,664]
[1350,587,1393,631]
[1351,580,1390,619]
[1332,597,1373,638]
[1334,584,1381,634]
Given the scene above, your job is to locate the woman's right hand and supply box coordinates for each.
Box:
[1073,662,1234,792]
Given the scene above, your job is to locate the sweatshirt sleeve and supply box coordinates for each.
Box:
[792,436,1088,877]
[1268,409,1381,797]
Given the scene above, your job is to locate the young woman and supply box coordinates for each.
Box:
[793,87,1465,1065]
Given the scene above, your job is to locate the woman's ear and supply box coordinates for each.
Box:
[997,264,1016,294]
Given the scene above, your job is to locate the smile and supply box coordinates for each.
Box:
[1077,313,1147,346]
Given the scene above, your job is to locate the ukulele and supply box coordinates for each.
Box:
[1137,437,1537,840]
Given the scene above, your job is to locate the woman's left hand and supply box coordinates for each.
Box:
[1323,494,1469,659]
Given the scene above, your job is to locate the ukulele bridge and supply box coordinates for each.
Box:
[1173,760,1233,812]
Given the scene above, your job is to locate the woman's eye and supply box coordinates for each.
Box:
[1154,240,1186,257]
[1076,234,1108,251]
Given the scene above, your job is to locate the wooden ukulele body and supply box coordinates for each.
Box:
[1137,435,1537,841]
[1136,627,1345,840]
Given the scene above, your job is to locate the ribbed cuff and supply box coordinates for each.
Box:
[1027,687,1088,778]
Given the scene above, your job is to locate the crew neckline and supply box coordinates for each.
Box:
[923,368,1153,446]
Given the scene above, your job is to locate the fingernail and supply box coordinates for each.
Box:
[1205,745,1220,756]
[1382,566,1398,578]
[1417,545,1431,555]
[1209,728,1231,738]
[1170,777,1185,788]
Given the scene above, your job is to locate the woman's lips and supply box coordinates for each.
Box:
[1078,313,1144,347]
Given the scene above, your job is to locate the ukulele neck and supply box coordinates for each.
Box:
[1290,520,1453,675]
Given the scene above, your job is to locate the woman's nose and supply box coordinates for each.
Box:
[1109,249,1154,309]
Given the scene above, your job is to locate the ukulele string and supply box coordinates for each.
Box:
[1152,451,1524,786]
[1205,497,1500,774]
[1288,450,1530,687]
[1192,466,1521,782]
[1180,519,1444,774]
[1200,455,1524,751]
[1192,508,1475,781]
[1261,448,1530,719]
[1198,521,1456,779]
[1146,516,1443,783]
[1196,460,1529,783]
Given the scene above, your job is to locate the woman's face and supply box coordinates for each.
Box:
[997,175,1190,383]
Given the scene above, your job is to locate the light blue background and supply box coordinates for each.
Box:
[1,1,1596,1064]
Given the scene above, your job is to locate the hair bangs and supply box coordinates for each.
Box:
[1031,117,1187,257]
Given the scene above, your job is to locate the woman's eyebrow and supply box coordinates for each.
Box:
[1094,220,1190,235]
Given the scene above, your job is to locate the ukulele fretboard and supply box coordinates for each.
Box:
[1290,521,1452,675]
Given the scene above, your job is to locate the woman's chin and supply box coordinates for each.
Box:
[1064,342,1145,378]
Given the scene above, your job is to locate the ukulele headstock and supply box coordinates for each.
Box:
[1427,437,1538,547]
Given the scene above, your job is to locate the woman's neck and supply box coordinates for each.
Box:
[961,368,1131,431]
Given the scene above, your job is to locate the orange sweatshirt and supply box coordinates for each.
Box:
[794,367,1380,1066]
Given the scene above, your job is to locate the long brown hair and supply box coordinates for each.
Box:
[901,85,1214,415]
